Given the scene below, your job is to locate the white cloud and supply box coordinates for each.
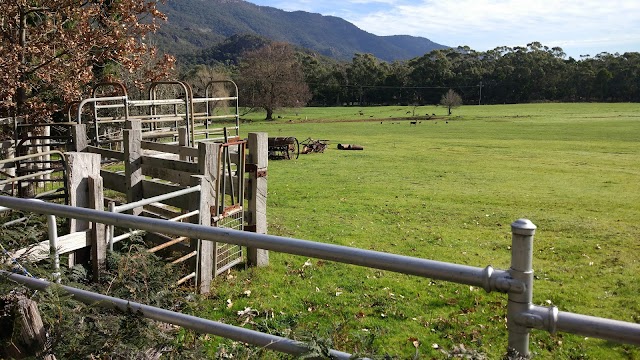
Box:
[347,0,640,56]
[248,0,640,57]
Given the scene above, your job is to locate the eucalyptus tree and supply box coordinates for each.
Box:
[346,53,388,105]
[408,49,455,104]
[298,52,347,106]
[384,61,411,105]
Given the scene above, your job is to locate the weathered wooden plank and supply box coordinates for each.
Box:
[10,230,91,262]
[197,142,218,180]
[70,124,88,152]
[8,296,47,358]
[66,152,101,266]
[246,132,269,267]
[141,165,195,187]
[141,140,199,158]
[89,176,106,280]
[66,153,101,232]
[124,120,143,215]
[179,127,189,161]
[194,174,216,294]
[100,170,126,193]
[86,146,124,161]
[141,155,199,174]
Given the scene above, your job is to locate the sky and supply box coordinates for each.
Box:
[246,0,640,59]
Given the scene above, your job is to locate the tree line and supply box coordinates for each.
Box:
[183,41,639,119]
[286,42,640,107]
[312,42,640,105]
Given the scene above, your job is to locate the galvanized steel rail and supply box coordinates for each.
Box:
[0,200,60,282]
[0,271,359,360]
[0,196,639,356]
[0,196,520,294]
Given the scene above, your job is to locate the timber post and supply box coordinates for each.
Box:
[0,140,15,195]
[124,120,143,215]
[88,175,106,280]
[65,152,102,267]
[178,127,188,161]
[3,296,47,359]
[192,141,219,293]
[246,132,269,267]
[70,123,88,152]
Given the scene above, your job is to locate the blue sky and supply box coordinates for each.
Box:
[247,0,640,59]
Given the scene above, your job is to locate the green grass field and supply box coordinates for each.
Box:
[198,103,640,359]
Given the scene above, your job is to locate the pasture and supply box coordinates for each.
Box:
[200,103,639,358]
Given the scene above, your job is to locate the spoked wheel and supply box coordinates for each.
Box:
[287,137,300,159]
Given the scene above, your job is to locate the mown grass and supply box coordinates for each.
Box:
[197,103,640,359]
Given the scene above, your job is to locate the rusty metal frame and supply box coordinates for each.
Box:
[212,136,247,276]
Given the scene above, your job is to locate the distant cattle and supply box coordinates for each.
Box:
[410,121,418,125]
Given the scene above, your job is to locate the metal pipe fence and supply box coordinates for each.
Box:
[0,200,60,282]
[107,185,202,250]
[0,196,638,357]
[0,150,69,204]
[0,271,359,360]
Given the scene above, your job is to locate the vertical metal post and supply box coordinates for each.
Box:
[507,219,537,357]
[46,214,60,283]
[108,201,116,251]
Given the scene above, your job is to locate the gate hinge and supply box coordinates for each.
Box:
[245,163,267,177]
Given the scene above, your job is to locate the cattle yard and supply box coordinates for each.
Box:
[1,101,639,358]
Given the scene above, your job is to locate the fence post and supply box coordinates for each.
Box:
[178,127,188,161]
[193,141,219,294]
[0,140,15,195]
[246,132,269,267]
[124,120,143,215]
[88,175,106,280]
[70,124,88,152]
[66,152,102,267]
[507,219,537,357]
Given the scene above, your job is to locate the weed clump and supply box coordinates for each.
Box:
[0,219,207,359]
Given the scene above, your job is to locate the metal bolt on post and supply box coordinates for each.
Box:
[507,219,537,357]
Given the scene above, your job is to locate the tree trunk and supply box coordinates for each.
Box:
[265,107,273,120]
[2,295,48,359]
[18,7,28,119]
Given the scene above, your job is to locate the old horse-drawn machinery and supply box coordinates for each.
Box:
[300,138,329,154]
[268,137,299,160]
[267,137,330,160]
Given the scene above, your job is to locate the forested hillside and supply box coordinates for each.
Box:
[154,0,447,61]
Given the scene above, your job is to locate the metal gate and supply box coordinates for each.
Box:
[212,135,246,276]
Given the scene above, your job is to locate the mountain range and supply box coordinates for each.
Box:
[154,0,448,62]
